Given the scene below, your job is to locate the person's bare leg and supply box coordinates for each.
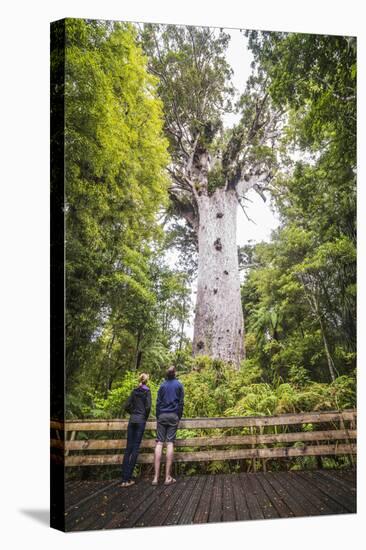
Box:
[165,442,175,483]
[152,442,163,484]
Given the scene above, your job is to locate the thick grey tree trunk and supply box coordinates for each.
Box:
[193,187,244,367]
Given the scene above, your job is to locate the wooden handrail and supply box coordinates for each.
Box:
[51,409,357,467]
[51,429,356,451]
[51,409,356,432]
[63,444,357,466]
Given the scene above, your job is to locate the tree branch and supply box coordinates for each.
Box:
[235,189,257,224]
[168,189,199,232]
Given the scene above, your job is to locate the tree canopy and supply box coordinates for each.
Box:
[241,31,356,383]
[61,21,356,436]
[64,19,176,396]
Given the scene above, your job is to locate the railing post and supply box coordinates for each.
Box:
[259,426,266,472]
[340,413,354,468]
[315,440,323,469]
[65,431,76,457]
[250,426,256,472]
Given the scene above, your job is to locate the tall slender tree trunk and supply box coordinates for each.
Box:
[193,188,244,367]
[104,332,115,398]
[318,316,337,382]
[135,330,143,371]
[179,298,186,351]
[299,274,338,383]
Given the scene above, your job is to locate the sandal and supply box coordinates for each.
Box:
[125,480,135,487]
[164,478,176,486]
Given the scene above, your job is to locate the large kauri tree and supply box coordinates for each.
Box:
[142,25,282,366]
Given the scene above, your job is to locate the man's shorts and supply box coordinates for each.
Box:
[156,412,179,443]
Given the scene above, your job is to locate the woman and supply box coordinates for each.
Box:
[121,373,151,487]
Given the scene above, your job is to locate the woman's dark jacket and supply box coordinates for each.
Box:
[124,385,151,423]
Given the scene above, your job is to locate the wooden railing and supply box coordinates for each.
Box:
[51,409,356,467]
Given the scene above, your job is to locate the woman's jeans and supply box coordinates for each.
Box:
[121,421,146,481]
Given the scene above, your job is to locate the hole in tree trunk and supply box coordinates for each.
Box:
[197,341,204,350]
[214,238,222,251]
[224,270,229,275]
[216,212,224,218]
[213,288,218,294]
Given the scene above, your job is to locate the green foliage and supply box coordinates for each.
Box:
[63,24,356,478]
[226,376,356,417]
[72,355,355,420]
[207,165,226,195]
[247,32,356,162]
[240,46,356,381]
[141,24,234,165]
[241,31,356,387]
[63,20,196,404]
[207,461,231,474]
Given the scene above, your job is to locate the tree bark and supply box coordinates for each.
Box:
[135,330,143,371]
[298,273,338,383]
[193,187,244,367]
[318,316,337,382]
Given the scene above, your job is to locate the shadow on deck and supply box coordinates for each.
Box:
[64,469,356,531]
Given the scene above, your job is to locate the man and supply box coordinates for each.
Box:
[152,366,184,486]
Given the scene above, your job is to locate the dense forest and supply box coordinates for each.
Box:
[62,19,356,437]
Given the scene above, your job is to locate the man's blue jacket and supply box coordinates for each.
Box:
[156,378,184,419]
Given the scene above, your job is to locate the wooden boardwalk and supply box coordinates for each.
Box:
[64,469,356,531]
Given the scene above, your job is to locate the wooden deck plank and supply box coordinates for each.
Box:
[103,482,159,530]
[298,470,356,512]
[63,469,356,530]
[282,471,346,515]
[65,480,120,512]
[178,476,207,525]
[65,480,82,492]
[306,471,354,512]
[97,482,156,531]
[264,472,309,517]
[334,469,356,483]
[122,483,170,529]
[246,473,279,519]
[231,473,251,521]
[65,481,85,508]
[318,469,356,491]
[194,475,215,524]
[133,484,176,528]
[297,471,356,513]
[330,470,357,493]
[222,475,237,522]
[65,483,124,530]
[254,473,294,518]
[239,473,265,520]
[66,482,133,531]
[208,474,223,523]
[272,472,319,517]
[147,478,194,527]
[165,477,199,526]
